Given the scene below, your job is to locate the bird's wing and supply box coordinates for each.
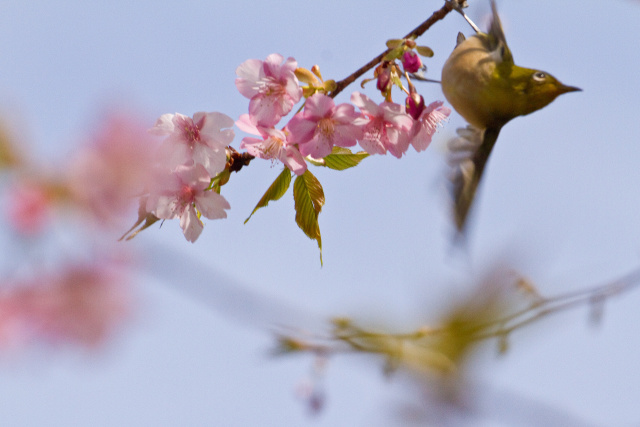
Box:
[448,125,502,232]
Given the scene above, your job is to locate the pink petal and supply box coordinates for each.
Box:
[263,53,286,77]
[180,206,203,243]
[281,147,307,176]
[235,114,260,135]
[235,59,264,98]
[351,92,380,116]
[304,93,333,118]
[149,114,175,135]
[196,191,230,220]
[287,113,318,144]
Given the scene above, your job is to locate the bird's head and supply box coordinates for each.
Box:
[513,67,581,117]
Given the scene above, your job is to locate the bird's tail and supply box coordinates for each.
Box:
[448,125,502,232]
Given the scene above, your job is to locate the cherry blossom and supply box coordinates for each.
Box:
[66,113,159,225]
[5,182,52,235]
[235,53,302,127]
[0,262,130,349]
[350,92,413,158]
[150,112,234,176]
[146,164,230,243]
[287,93,363,159]
[236,114,307,176]
[410,100,451,152]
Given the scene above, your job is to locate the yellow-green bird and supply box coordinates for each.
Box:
[441,0,580,231]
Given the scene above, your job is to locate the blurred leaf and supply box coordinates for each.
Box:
[385,39,404,49]
[245,167,292,224]
[119,197,160,241]
[383,47,403,62]
[416,45,434,57]
[0,125,22,169]
[322,147,370,171]
[293,170,324,264]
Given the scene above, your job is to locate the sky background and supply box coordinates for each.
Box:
[1,0,640,425]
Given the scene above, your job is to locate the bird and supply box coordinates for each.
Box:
[440,0,580,232]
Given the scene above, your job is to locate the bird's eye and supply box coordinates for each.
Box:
[533,72,547,82]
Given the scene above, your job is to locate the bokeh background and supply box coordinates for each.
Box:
[1,0,639,425]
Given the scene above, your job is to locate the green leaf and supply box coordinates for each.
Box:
[416,45,434,58]
[382,46,403,62]
[119,196,160,241]
[293,170,325,264]
[322,147,370,171]
[385,39,403,49]
[244,167,292,224]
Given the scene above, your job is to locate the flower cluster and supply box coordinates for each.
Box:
[234,53,451,173]
[145,111,234,242]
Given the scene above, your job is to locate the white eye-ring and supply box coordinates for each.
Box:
[533,71,547,82]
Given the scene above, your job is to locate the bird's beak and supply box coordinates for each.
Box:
[558,84,582,94]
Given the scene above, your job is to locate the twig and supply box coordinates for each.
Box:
[329,1,457,99]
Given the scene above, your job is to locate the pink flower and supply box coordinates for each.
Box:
[0,262,130,349]
[350,92,413,158]
[287,93,363,159]
[146,164,230,243]
[235,53,302,127]
[150,112,234,176]
[67,113,158,225]
[6,182,51,235]
[236,114,307,176]
[410,101,451,152]
[402,51,422,73]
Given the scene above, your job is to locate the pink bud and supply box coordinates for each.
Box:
[405,92,425,120]
[402,51,422,73]
[376,63,392,92]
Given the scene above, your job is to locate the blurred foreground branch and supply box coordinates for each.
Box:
[276,267,640,377]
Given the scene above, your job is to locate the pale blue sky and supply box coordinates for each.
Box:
[1,1,639,425]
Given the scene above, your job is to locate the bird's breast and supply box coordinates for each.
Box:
[441,36,512,129]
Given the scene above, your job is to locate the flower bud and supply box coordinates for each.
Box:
[402,51,422,73]
[406,92,425,120]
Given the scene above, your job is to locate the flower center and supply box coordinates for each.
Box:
[260,76,286,97]
[260,136,284,159]
[317,118,335,139]
[179,184,197,205]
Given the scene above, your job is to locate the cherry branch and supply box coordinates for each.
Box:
[329,1,457,99]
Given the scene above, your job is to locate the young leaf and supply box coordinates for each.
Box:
[323,147,369,171]
[416,45,434,57]
[245,167,292,224]
[293,170,325,263]
[385,39,403,49]
[119,196,160,241]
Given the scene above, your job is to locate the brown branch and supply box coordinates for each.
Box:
[329,1,457,99]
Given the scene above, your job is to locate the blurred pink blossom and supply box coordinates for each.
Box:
[5,182,52,235]
[0,262,131,349]
[66,113,158,226]
[150,111,234,175]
